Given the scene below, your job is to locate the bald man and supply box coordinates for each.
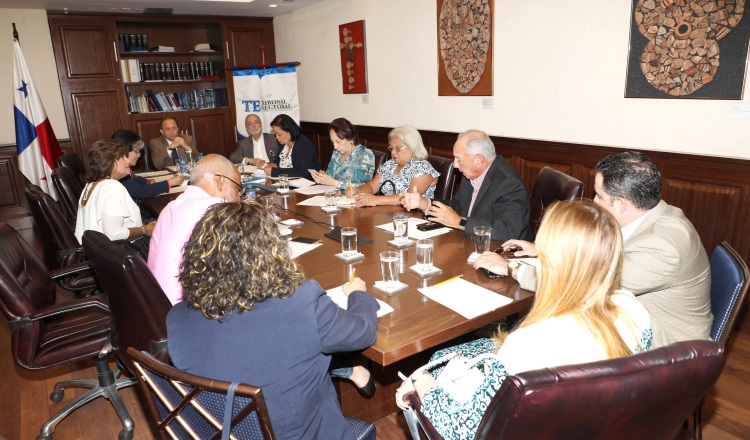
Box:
[147,154,242,304]
[229,114,280,165]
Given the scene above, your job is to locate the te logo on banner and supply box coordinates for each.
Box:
[242,100,262,112]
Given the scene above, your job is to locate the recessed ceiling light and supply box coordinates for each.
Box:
[269,4,278,7]
[194,0,255,3]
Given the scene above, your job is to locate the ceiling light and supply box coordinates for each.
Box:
[269,4,278,7]
[193,0,255,3]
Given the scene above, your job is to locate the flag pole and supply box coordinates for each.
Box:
[12,22,19,42]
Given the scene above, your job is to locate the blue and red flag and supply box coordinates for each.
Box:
[13,38,62,200]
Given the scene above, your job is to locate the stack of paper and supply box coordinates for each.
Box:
[418,278,512,319]
[294,185,337,196]
[326,285,394,317]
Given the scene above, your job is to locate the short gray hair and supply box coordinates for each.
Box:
[388,126,428,160]
[458,130,496,161]
[191,154,236,183]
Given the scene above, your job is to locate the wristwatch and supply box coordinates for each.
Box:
[459,217,467,228]
[507,260,520,278]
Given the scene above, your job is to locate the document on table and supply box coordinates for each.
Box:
[288,239,321,259]
[418,278,512,319]
[135,170,173,179]
[289,178,315,188]
[297,195,356,207]
[326,285,394,318]
[376,218,452,239]
[294,184,337,195]
[168,181,189,194]
[238,164,258,174]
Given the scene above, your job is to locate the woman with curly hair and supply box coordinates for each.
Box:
[166,202,379,440]
[74,139,155,259]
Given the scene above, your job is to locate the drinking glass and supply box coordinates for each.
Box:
[260,195,273,210]
[279,174,289,192]
[380,251,400,286]
[416,239,434,267]
[325,189,338,209]
[393,213,409,243]
[474,226,492,254]
[341,227,357,256]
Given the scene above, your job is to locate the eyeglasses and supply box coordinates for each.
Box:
[215,174,244,197]
[387,144,408,152]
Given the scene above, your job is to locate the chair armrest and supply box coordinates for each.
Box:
[56,246,85,260]
[28,296,110,322]
[49,261,94,280]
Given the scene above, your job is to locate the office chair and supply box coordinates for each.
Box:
[426,155,460,200]
[528,167,584,235]
[56,152,86,188]
[51,166,83,227]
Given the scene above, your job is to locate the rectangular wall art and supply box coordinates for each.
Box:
[339,20,368,94]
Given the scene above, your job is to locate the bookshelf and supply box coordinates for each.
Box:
[48,13,275,162]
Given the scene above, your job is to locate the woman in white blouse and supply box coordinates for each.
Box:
[74,140,155,259]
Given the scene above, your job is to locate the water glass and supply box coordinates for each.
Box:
[393,213,409,243]
[325,189,338,209]
[279,174,289,192]
[474,226,492,254]
[260,195,273,210]
[380,251,400,286]
[341,227,358,256]
[416,239,434,267]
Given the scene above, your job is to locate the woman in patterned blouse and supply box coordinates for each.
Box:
[395,200,653,440]
[346,125,439,207]
[311,118,375,190]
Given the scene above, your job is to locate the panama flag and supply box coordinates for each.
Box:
[13,39,62,200]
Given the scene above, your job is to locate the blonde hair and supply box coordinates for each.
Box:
[388,126,428,160]
[494,199,636,358]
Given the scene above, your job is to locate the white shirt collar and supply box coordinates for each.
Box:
[620,207,654,242]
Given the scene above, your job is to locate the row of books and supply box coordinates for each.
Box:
[126,88,228,114]
[120,59,219,82]
[118,33,149,51]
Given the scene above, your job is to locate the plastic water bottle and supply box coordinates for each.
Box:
[198,152,204,162]
[179,157,187,175]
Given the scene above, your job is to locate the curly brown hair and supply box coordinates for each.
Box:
[84,140,128,183]
[179,202,306,320]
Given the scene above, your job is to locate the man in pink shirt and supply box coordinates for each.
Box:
[148,154,242,304]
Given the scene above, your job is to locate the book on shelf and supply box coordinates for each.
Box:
[126,87,229,114]
[149,45,175,52]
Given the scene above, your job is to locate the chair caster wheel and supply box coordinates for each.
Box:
[50,390,64,403]
[119,429,134,440]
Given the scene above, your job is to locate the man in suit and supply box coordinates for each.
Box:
[401,129,532,242]
[476,151,712,347]
[229,113,280,165]
[149,117,199,170]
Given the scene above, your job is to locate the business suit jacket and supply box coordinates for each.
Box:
[440,155,532,242]
[270,134,321,178]
[229,133,280,163]
[149,134,198,170]
[516,200,712,348]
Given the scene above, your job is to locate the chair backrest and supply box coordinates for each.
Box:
[141,142,156,171]
[82,230,172,363]
[709,242,750,344]
[529,167,584,235]
[128,348,276,440]
[24,184,81,270]
[51,166,83,226]
[426,155,459,200]
[56,152,86,188]
[372,149,388,176]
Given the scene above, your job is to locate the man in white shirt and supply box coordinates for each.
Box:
[149,117,199,169]
[229,113,280,166]
[475,151,712,347]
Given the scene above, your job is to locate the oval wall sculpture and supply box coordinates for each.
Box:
[438,0,492,94]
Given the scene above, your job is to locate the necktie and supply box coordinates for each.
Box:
[170,147,179,165]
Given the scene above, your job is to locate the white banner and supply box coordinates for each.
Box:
[232,65,299,139]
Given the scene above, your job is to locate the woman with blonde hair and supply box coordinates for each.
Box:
[347,125,439,207]
[167,202,379,440]
[396,199,652,440]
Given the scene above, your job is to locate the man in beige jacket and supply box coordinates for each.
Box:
[476,151,712,348]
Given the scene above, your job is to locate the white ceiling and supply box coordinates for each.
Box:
[4,0,324,17]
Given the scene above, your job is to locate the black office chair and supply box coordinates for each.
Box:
[691,241,749,439]
[528,167,584,235]
[0,222,135,440]
[51,166,83,227]
[372,149,388,176]
[56,152,86,189]
[426,155,459,200]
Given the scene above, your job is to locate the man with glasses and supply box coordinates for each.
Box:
[229,113,280,165]
[401,129,532,242]
[148,154,242,304]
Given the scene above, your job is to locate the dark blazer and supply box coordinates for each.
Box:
[229,133,280,163]
[118,173,169,200]
[167,280,379,440]
[149,134,198,170]
[271,134,321,178]
[441,155,532,242]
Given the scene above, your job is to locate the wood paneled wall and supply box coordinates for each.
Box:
[300,122,750,266]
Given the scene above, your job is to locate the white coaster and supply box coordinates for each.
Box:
[467,252,480,264]
[321,206,341,213]
[373,280,409,295]
[387,239,415,248]
[334,252,365,262]
[410,265,443,277]
[277,188,291,194]
[280,219,304,227]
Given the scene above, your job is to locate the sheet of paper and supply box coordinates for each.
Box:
[135,170,173,179]
[326,285,394,318]
[376,218,453,239]
[168,181,189,194]
[294,184,337,195]
[288,240,322,259]
[289,178,315,188]
[277,223,292,236]
[296,195,356,207]
[149,174,173,183]
[418,278,512,319]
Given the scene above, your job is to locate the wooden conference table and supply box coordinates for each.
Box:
[147,185,534,421]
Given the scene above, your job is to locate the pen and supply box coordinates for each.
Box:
[434,275,463,287]
[349,268,356,284]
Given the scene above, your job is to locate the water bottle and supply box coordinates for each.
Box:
[179,156,187,175]
[198,152,204,162]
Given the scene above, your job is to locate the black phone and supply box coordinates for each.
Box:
[291,237,321,245]
[417,221,444,231]
[480,267,506,279]
[324,226,373,245]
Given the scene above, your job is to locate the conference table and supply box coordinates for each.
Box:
[146,184,534,421]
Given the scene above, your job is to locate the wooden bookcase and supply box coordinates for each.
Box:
[48,13,275,164]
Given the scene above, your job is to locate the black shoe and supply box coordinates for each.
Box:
[356,371,376,398]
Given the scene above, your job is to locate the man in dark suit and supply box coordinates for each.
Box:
[401,129,532,242]
[149,117,199,170]
[229,113,280,165]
